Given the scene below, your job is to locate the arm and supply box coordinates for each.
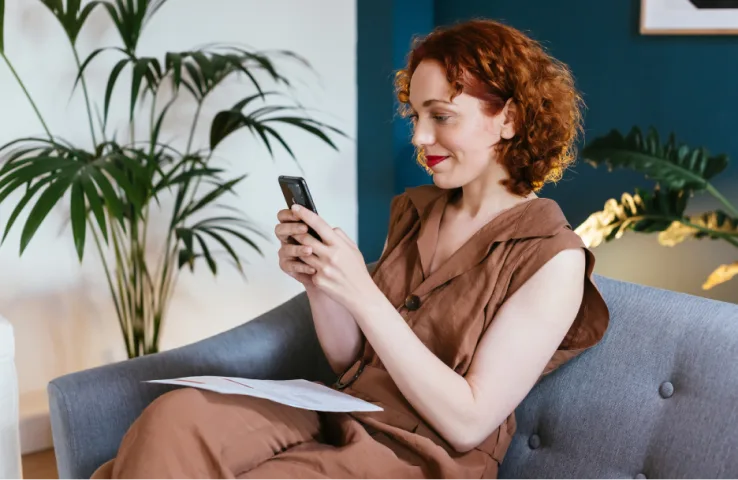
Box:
[306,286,363,375]
[348,248,586,452]
[287,204,583,452]
[306,236,389,375]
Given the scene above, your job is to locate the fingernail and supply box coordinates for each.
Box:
[292,204,300,212]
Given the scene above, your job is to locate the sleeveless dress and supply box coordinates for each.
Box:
[334,185,609,479]
[92,184,610,479]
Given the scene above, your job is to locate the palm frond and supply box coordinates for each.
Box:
[210,96,345,157]
[102,0,169,54]
[39,0,102,45]
[0,0,6,53]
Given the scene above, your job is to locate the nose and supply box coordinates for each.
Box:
[411,117,435,150]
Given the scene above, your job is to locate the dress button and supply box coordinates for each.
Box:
[404,294,421,311]
[659,381,674,399]
[635,474,647,479]
[528,434,541,450]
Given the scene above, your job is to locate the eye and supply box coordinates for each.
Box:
[433,115,450,123]
[408,113,418,122]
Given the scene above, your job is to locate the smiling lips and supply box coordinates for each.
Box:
[425,155,449,167]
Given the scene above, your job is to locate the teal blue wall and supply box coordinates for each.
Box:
[357,0,396,262]
[358,0,434,261]
[358,0,738,257]
[434,0,738,226]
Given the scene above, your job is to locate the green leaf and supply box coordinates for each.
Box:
[130,58,150,120]
[178,248,196,271]
[74,47,125,94]
[0,157,75,193]
[39,0,102,45]
[89,168,125,227]
[70,178,86,261]
[192,215,252,230]
[1,176,57,244]
[209,97,345,154]
[101,160,143,211]
[165,52,183,90]
[104,57,129,125]
[81,174,107,242]
[102,0,167,54]
[207,225,263,256]
[195,233,216,275]
[20,174,75,254]
[169,48,290,103]
[175,226,194,251]
[582,126,729,191]
[178,176,245,223]
[0,0,5,53]
[150,96,175,148]
[209,110,243,150]
[183,61,205,99]
[201,227,243,272]
[574,186,689,248]
[155,167,222,192]
[267,116,343,150]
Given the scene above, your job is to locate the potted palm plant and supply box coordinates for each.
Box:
[575,126,738,291]
[0,0,344,358]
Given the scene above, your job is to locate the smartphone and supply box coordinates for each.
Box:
[278,175,321,242]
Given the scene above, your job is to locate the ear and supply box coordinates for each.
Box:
[499,99,517,140]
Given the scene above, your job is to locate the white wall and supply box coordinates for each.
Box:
[0,0,356,450]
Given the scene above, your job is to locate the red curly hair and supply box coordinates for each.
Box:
[395,19,584,196]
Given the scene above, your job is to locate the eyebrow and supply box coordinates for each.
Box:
[408,99,455,110]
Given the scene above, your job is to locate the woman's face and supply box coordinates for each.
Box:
[408,59,515,190]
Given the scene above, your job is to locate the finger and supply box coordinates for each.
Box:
[332,227,356,247]
[291,205,335,245]
[277,209,299,222]
[275,222,309,243]
[278,243,313,260]
[299,253,322,269]
[293,233,329,256]
[281,259,316,275]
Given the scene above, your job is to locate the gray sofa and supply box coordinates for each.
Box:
[48,274,738,479]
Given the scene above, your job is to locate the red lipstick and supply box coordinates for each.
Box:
[425,155,449,167]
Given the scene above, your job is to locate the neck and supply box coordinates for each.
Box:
[452,167,537,219]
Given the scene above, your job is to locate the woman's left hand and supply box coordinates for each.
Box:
[289,204,377,310]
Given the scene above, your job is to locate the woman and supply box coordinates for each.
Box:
[93,18,609,479]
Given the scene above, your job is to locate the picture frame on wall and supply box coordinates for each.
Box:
[641,0,738,34]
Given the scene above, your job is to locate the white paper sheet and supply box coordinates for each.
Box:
[145,376,383,413]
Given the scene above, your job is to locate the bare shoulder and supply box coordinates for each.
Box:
[534,247,586,283]
[502,246,586,327]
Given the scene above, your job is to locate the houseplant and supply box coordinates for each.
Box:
[0,0,344,357]
[575,126,738,290]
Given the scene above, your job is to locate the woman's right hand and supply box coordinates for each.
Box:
[275,208,317,286]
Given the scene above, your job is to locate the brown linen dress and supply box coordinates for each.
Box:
[92,184,610,479]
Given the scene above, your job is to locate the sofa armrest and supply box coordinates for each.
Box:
[48,291,334,480]
[0,315,22,480]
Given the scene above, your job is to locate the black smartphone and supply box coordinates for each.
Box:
[278,175,321,242]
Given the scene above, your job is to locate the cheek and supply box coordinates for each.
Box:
[439,122,493,160]
[433,127,458,152]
